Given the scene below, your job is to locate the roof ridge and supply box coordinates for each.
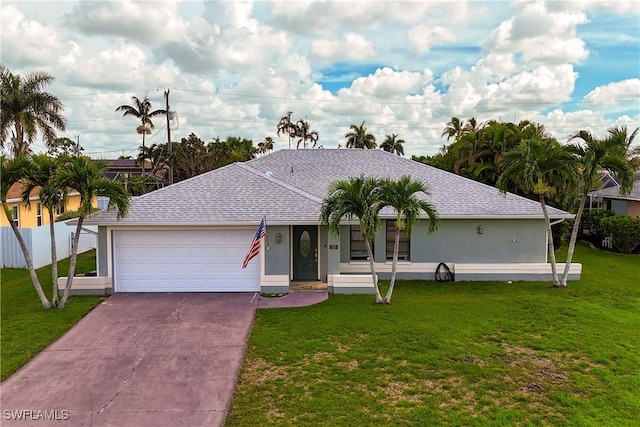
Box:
[236,162,323,204]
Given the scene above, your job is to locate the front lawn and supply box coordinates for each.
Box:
[1,250,103,381]
[227,244,640,426]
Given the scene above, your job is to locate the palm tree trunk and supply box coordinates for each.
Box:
[365,240,383,304]
[539,196,561,286]
[141,131,146,174]
[384,224,401,304]
[58,216,84,308]
[49,211,59,307]
[561,193,587,286]
[2,205,51,309]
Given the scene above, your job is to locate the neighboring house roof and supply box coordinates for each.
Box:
[589,179,640,202]
[85,149,571,226]
[4,183,81,204]
[5,183,40,202]
[101,159,164,181]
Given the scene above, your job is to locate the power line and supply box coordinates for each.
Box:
[58,86,640,107]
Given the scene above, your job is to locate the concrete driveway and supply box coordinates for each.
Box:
[1,292,259,426]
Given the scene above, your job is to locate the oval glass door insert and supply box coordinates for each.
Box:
[300,231,311,258]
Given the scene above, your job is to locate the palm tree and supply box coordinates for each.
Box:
[345,121,376,149]
[276,111,296,149]
[22,154,70,306]
[463,117,485,134]
[294,118,319,149]
[608,126,639,170]
[258,136,275,155]
[1,155,51,308]
[320,175,385,304]
[0,65,67,157]
[380,134,405,156]
[115,96,166,172]
[441,117,464,142]
[379,176,438,304]
[560,130,634,286]
[54,156,130,308]
[496,138,578,287]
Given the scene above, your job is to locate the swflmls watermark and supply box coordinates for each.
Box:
[3,409,70,421]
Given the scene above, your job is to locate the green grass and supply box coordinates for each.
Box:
[227,244,640,426]
[1,250,103,381]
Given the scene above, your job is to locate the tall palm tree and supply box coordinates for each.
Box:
[496,138,578,287]
[0,65,67,157]
[441,117,464,142]
[320,175,385,304]
[1,155,51,308]
[116,96,166,172]
[258,136,275,155]
[294,118,319,149]
[345,121,376,149]
[608,126,639,169]
[463,117,485,134]
[380,134,405,156]
[561,130,634,286]
[22,154,69,307]
[276,111,296,149]
[379,176,438,304]
[54,156,130,308]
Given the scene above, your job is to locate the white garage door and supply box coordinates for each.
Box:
[113,230,260,292]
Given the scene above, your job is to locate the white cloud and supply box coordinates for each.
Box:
[408,25,456,55]
[1,5,72,66]
[487,1,589,64]
[583,78,640,104]
[64,0,186,44]
[310,33,375,63]
[340,67,431,99]
[61,43,150,90]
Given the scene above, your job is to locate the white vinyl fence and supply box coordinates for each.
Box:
[1,222,97,269]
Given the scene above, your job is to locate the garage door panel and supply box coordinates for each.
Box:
[114,230,260,292]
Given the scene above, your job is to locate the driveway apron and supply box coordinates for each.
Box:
[1,292,259,427]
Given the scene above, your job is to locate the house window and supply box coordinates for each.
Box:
[350,225,372,261]
[55,202,65,216]
[11,206,19,227]
[386,221,410,261]
[36,203,42,226]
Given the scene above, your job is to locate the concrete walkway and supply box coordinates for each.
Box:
[1,293,259,427]
[258,290,328,309]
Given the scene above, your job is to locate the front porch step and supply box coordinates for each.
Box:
[290,281,328,292]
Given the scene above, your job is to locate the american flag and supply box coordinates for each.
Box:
[242,217,266,268]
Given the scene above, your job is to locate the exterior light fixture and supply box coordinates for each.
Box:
[275,233,282,244]
[477,225,484,235]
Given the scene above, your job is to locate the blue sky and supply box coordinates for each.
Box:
[2,0,638,157]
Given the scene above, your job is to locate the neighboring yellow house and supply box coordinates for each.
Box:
[1,183,92,228]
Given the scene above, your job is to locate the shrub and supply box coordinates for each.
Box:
[581,209,616,241]
[55,207,100,222]
[600,215,640,253]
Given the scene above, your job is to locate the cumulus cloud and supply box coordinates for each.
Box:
[339,67,431,99]
[1,5,73,66]
[64,0,186,44]
[310,33,375,63]
[270,1,440,35]
[487,1,589,64]
[582,79,640,104]
[408,25,456,54]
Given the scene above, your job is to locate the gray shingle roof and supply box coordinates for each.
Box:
[85,149,570,226]
[589,180,640,201]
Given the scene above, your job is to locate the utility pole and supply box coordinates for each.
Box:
[164,89,173,185]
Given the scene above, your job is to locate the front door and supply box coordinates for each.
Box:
[292,225,318,281]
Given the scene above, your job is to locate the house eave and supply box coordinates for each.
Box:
[84,213,571,228]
